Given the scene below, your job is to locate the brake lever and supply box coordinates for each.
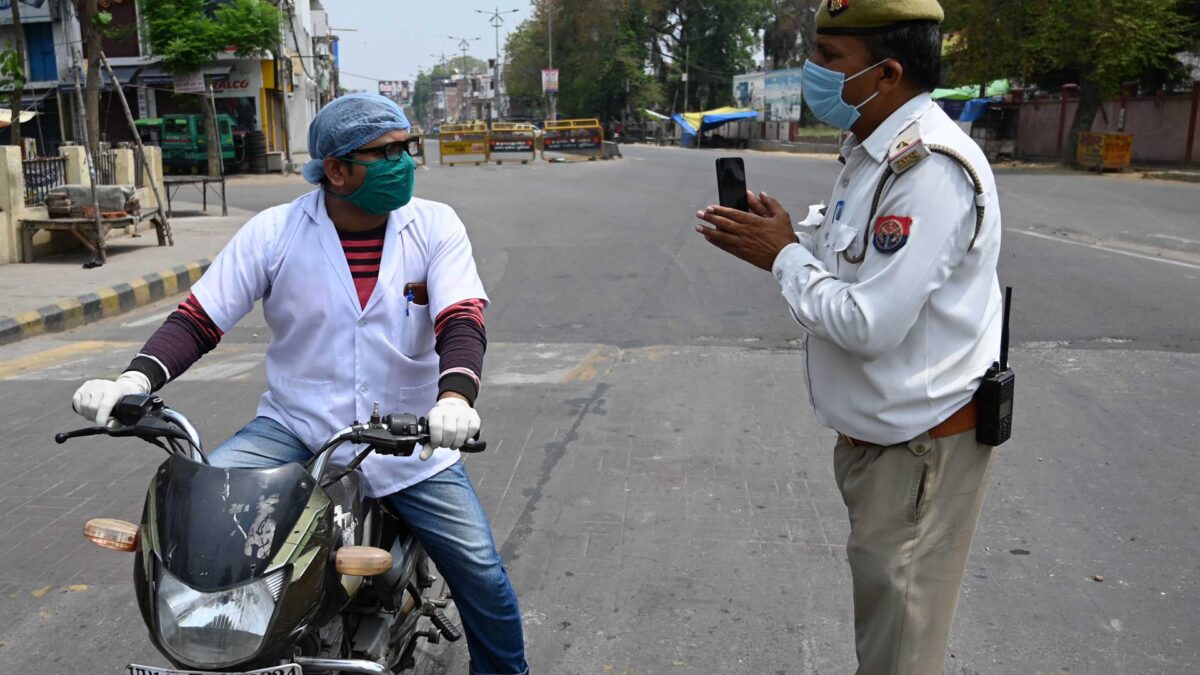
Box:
[55,426,110,444]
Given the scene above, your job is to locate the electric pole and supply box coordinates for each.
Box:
[475,7,519,122]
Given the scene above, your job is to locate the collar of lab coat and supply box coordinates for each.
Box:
[842,92,935,165]
[299,189,417,315]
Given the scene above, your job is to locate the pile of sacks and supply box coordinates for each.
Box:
[44,184,141,219]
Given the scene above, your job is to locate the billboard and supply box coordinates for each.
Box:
[0,0,53,23]
[399,80,411,103]
[541,68,559,94]
[734,67,804,122]
[378,80,400,97]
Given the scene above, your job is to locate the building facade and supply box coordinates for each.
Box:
[0,0,337,170]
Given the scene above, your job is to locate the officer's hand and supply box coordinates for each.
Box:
[695,191,796,271]
[71,372,151,425]
[423,396,481,460]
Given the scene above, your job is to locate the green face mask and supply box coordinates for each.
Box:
[333,152,416,214]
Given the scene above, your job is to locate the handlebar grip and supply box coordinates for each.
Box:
[460,438,487,453]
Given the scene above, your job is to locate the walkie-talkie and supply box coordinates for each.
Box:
[976,286,1015,446]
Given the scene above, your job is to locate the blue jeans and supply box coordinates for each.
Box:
[210,416,528,675]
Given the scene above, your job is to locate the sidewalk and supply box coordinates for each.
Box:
[0,203,254,345]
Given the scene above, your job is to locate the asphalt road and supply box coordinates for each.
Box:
[0,143,1196,674]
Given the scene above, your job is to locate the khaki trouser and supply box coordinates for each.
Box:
[834,430,996,675]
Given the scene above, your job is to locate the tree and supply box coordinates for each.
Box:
[6,0,26,156]
[647,0,769,112]
[763,0,820,69]
[139,0,281,175]
[945,0,1193,166]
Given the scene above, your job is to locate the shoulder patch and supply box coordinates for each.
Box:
[828,0,849,17]
[873,215,912,253]
[887,121,929,175]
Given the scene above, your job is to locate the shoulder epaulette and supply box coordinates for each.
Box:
[887,121,930,175]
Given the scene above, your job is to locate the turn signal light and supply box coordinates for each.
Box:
[335,546,392,576]
[83,518,140,552]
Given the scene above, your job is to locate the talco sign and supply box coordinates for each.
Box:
[213,80,251,91]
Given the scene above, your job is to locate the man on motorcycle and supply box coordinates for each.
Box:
[70,93,528,675]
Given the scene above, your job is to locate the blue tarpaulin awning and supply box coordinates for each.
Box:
[672,107,758,147]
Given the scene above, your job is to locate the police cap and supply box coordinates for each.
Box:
[816,0,944,35]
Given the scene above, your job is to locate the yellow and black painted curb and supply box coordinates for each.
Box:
[0,260,211,346]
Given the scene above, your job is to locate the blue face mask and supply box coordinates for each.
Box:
[802,59,887,130]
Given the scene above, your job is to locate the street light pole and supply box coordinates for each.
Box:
[547,0,556,121]
[448,35,480,122]
[475,7,519,121]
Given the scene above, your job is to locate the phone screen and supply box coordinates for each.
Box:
[716,157,749,211]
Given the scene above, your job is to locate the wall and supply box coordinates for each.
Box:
[0,145,166,265]
[1013,85,1200,165]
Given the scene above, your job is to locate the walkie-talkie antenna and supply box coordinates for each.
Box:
[1000,286,1012,371]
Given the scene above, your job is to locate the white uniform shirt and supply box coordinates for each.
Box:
[192,190,489,497]
[771,94,1003,446]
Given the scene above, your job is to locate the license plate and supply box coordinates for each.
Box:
[127,665,301,675]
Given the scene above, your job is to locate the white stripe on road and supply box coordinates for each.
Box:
[1009,229,1200,271]
[122,309,175,327]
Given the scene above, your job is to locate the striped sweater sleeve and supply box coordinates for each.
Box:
[434,298,487,405]
[125,293,223,391]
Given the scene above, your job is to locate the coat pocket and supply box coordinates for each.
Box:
[398,298,436,358]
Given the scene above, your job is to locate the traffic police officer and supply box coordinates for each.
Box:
[696,1,1003,672]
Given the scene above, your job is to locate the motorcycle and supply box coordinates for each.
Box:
[57,394,486,675]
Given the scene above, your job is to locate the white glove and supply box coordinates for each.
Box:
[71,371,151,425]
[423,397,480,460]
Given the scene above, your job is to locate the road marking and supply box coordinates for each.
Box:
[560,345,612,384]
[1010,229,1200,271]
[122,309,174,327]
[1146,233,1200,246]
[0,341,136,379]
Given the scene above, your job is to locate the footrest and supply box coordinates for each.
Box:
[428,607,462,642]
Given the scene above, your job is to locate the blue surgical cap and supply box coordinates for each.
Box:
[302,93,411,184]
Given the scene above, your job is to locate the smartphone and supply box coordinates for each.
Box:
[716,157,749,211]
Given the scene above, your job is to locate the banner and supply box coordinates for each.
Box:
[541,68,559,94]
[173,72,205,94]
[734,67,804,122]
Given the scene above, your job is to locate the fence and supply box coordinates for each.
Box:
[22,156,68,206]
[94,148,118,185]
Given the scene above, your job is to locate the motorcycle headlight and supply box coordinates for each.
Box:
[156,565,287,667]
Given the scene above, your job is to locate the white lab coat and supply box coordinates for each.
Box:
[772,94,1003,446]
[192,190,489,496]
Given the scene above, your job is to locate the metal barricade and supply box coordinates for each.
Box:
[438,122,491,166]
[488,122,538,165]
[541,118,605,162]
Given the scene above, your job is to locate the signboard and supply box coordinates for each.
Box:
[378,80,399,97]
[762,67,804,122]
[541,68,559,94]
[173,72,205,94]
[732,71,766,114]
[0,0,53,23]
[1076,132,1134,171]
[399,80,411,103]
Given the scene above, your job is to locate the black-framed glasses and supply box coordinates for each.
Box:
[342,137,421,161]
